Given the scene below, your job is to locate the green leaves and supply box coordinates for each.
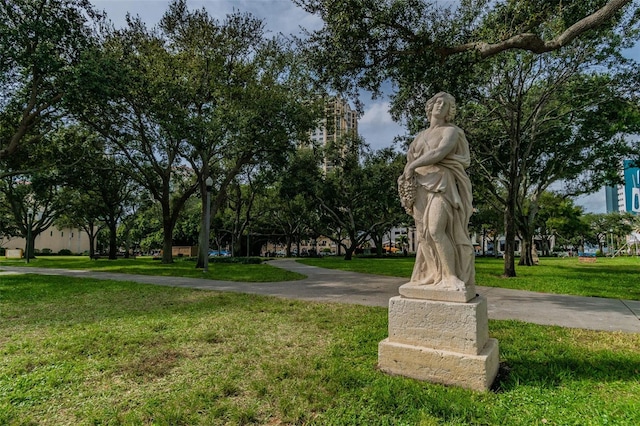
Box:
[0,0,101,161]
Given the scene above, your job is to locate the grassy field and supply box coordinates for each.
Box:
[0,256,304,282]
[1,273,639,425]
[298,256,640,301]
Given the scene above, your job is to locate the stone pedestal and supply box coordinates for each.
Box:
[378,292,499,391]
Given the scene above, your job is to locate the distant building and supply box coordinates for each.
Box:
[2,227,92,255]
[605,185,619,213]
[308,96,359,172]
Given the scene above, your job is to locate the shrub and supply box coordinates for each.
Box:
[58,249,72,256]
[41,248,52,254]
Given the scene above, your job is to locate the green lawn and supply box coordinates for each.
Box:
[1,274,639,425]
[298,256,640,300]
[0,256,304,282]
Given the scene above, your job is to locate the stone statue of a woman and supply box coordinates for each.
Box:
[398,92,475,291]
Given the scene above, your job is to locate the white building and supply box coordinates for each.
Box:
[2,227,92,255]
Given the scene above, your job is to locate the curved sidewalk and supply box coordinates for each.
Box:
[2,259,639,333]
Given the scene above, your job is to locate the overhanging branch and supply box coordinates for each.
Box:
[439,0,631,59]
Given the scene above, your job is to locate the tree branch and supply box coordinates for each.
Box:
[439,0,631,59]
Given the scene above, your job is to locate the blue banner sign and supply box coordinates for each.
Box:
[624,160,640,214]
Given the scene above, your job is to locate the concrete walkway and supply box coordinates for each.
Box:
[2,259,639,333]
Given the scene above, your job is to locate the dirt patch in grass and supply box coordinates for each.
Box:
[119,349,185,379]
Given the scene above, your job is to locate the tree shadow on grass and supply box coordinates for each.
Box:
[0,273,267,327]
[493,354,640,392]
[491,320,640,391]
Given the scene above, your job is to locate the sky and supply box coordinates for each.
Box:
[90,0,640,214]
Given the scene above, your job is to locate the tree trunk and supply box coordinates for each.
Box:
[541,237,550,256]
[519,239,534,266]
[108,223,118,260]
[88,234,96,257]
[371,233,384,256]
[24,233,36,259]
[481,229,487,255]
[196,212,207,269]
[196,183,210,269]
[503,133,519,277]
[123,231,131,259]
[162,233,173,264]
[520,198,539,266]
[121,224,133,259]
[343,244,356,260]
[196,228,206,268]
[503,203,517,277]
[161,214,174,264]
[233,239,242,257]
[286,235,293,257]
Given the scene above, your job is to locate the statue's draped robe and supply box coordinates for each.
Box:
[405,126,475,286]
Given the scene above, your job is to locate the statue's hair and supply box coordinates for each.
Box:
[425,92,456,123]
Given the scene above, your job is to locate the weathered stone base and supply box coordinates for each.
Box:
[378,294,499,391]
[378,338,499,391]
[399,282,477,303]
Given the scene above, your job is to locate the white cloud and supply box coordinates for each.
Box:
[358,101,406,151]
[360,102,395,125]
[91,0,322,35]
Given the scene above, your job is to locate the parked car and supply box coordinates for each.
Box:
[209,250,231,257]
[484,250,504,258]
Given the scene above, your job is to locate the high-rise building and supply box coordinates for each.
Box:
[308,96,358,172]
[605,185,620,213]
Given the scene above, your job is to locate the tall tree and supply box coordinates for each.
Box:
[362,148,407,256]
[0,0,100,163]
[463,43,640,275]
[67,12,202,263]
[583,212,635,254]
[70,1,320,264]
[55,190,105,259]
[469,198,504,257]
[0,172,62,257]
[294,135,406,260]
[50,126,141,259]
[271,147,325,257]
[152,0,322,267]
[536,192,583,256]
[0,190,19,246]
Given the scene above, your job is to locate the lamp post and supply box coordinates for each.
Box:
[203,176,214,273]
[26,209,33,264]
